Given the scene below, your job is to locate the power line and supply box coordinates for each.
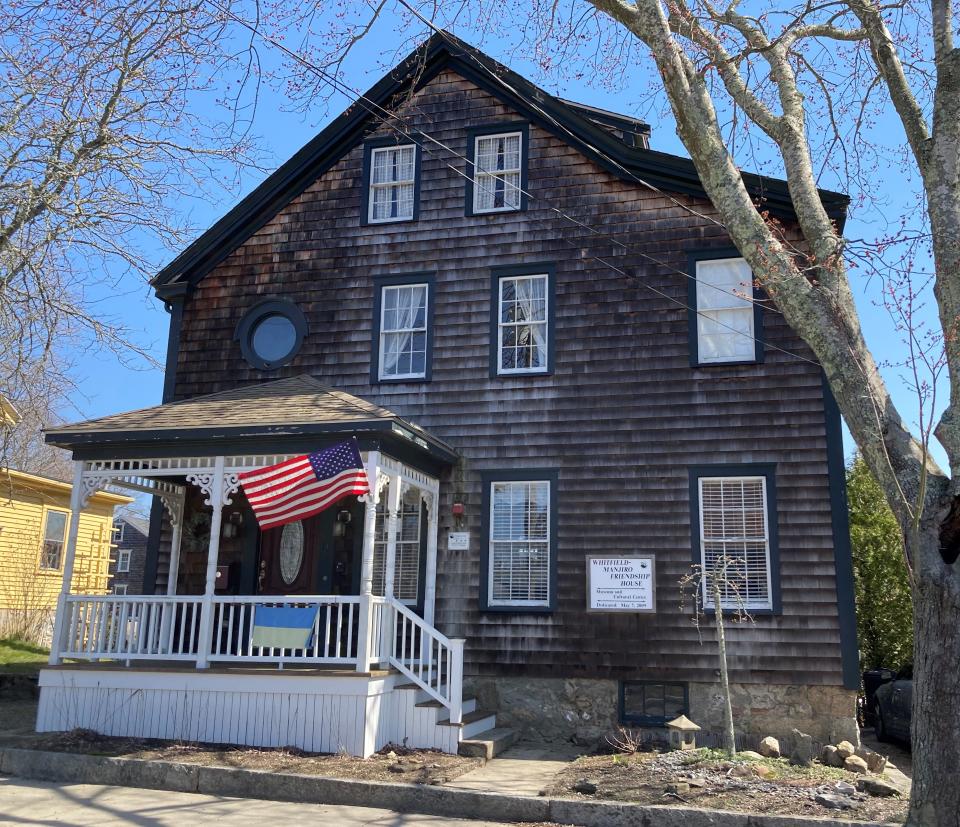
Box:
[207,1,820,367]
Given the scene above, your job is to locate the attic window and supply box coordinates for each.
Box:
[235,299,307,371]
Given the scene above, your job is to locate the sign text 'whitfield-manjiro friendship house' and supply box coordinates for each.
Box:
[586,555,657,613]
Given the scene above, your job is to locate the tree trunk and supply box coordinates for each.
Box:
[906,524,960,827]
[712,578,736,756]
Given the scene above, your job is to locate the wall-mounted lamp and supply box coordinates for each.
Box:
[221,511,244,539]
[333,509,352,537]
[452,502,465,530]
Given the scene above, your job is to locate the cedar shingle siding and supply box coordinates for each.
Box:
[166,69,847,689]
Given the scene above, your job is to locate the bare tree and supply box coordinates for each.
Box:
[681,555,755,756]
[0,0,261,466]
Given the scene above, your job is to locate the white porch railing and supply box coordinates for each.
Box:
[382,597,465,725]
[56,593,465,726]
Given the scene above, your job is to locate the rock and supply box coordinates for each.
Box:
[758,736,781,758]
[789,729,815,767]
[754,764,775,779]
[815,792,856,810]
[573,779,598,795]
[821,745,844,768]
[844,755,870,775]
[857,777,901,798]
[728,764,756,778]
[386,750,397,759]
[836,740,856,759]
[388,762,411,774]
[834,781,857,795]
[865,752,888,774]
[737,750,764,761]
[665,782,690,795]
[687,777,707,788]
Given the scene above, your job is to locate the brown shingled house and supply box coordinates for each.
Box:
[36,33,858,756]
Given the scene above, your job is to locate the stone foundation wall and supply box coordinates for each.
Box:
[466,676,858,748]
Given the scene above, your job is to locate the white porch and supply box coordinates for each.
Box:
[37,448,485,757]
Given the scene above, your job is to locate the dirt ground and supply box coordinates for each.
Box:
[542,748,908,824]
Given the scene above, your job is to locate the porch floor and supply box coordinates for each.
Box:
[45,662,393,678]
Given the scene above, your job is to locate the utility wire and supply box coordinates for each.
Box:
[207,1,820,367]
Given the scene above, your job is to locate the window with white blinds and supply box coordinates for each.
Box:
[695,257,756,363]
[372,489,422,605]
[368,145,416,222]
[698,476,772,610]
[473,132,522,213]
[488,480,551,607]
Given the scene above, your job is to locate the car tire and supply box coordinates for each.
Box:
[874,703,888,742]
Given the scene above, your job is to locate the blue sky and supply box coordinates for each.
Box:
[66,12,943,468]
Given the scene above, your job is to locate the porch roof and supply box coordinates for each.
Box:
[45,375,457,466]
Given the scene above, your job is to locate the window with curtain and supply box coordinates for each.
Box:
[488,480,551,607]
[695,257,755,363]
[372,489,422,605]
[698,476,772,610]
[498,275,548,374]
[40,509,68,570]
[369,145,416,222]
[379,284,428,379]
[473,132,522,213]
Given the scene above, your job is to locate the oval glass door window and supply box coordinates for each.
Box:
[279,521,305,585]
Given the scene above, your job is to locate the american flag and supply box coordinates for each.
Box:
[239,440,370,531]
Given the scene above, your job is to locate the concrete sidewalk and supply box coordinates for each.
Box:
[445,743,584,797]
[0,776,535,826]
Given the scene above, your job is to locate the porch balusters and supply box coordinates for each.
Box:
[48,461,85,666]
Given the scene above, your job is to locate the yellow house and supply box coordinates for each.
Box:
[0,468,132,642]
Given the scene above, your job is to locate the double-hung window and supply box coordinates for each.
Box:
[114,584,128,596]
[697,475,774,610]
[368,144,416,223]
[486,478,552,608]
[372,489,422,605]
[117,548,131,573]
[496,274,548,374]
[694,256,757,364]
[377,281,429,380]
[472,131,523,213]
[39,509,68,570]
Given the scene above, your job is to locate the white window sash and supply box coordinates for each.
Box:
[473,131,523,213]
[698,476,773,610]
[368,145,416,223]
[378,283,428,380]
[117,549,131,573]
[497,275,549,375]
[695,257,756,364]
[487,480,551,608]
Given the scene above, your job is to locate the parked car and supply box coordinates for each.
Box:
[873,665,912,743]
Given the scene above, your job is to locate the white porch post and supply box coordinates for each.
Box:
[356,450,379,672]
[423,493,439,628]
[165,499,184,596]
[48,461,85,665]
[195,456,225,669]
[383,476,401,599]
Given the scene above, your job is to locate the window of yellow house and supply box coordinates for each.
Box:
[40,509,68,570]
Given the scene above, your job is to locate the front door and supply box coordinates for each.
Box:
[256,497,363,595]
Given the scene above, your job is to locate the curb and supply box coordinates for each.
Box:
[0,747,887,827]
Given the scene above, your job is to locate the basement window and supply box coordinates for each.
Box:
[619,681,689,727]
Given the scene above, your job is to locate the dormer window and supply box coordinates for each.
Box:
[366,143,417,223]
[467,124,528,216]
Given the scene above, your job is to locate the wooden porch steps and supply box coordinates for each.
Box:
[457,727,519,760]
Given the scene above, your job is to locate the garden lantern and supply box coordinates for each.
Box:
[666,715,701,751]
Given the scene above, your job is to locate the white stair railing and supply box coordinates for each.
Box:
[383,597,464,724]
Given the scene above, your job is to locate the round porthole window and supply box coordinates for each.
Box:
[235,299,307,370]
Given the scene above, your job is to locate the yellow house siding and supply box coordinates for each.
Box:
[0,471,132,617]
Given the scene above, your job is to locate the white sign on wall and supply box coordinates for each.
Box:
[447,532,470,552]
[586,554,656,613]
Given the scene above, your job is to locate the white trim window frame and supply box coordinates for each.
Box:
[39,508,69,571]
[117,548,131,573]
[488,479,551,608]
[698,475,773,610]
[473,131,523,214]
[695,257,756,364]
[113,584,128,595]
[378,283,428,380]
[368,145,416,223]
[497,274,548,375]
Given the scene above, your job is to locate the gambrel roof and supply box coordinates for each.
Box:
[152,31,848,299]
